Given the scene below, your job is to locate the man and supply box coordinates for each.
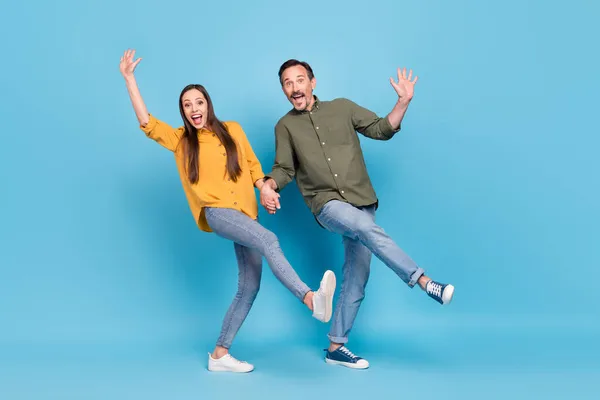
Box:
[260,59,454,369]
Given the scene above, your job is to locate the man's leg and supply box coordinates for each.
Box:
[328,235,373,346]
[317,200,454,302]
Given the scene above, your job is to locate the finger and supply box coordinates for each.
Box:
[413,76,419,85]
[133,57,142,68]
[408,69,413,81]
[275,197,281,209]
[397,68,402,82]
[402,67,407,79]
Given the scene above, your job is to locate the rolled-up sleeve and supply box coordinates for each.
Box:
[140,114,184,152]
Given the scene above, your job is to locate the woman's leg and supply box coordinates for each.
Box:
[214,242,262,353]
[205,207,336,321]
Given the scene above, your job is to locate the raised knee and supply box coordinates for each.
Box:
[260,230,279,249]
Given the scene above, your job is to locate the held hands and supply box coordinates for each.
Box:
[119,49,142,79]
[260,181,281,215]
[390,67,418,104]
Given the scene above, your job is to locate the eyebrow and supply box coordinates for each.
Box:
[183,97,204,102]
[284,74,306,82]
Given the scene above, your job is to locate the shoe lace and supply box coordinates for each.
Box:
[339,346,357,359]
[427,281,442,297]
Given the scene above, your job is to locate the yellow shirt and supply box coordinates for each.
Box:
[141,114,265,232]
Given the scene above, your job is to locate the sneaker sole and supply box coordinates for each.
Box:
[208,365,254,373]
[325,358,369,369]
[320,270,336,323]
[442,284,455,305]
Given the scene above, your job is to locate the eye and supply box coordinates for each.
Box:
[298,78,304,83]
[184,103,190,108]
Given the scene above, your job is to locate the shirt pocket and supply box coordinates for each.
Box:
[325,120,353,146]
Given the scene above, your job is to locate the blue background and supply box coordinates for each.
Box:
[1,0,599,398]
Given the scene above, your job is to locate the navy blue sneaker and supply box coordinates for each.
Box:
[325,346,369,369]
[426,280,454,305]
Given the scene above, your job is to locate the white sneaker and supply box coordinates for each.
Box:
[312,270,336,323]
[207,353,254,373]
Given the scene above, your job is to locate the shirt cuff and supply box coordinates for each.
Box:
[264,171,287,192]
[381,116,401,138]
[140,114,158,134]
[252,170,266,183]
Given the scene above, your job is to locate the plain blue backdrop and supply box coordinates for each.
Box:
[1,0,599,398]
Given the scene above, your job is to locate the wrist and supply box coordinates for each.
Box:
[123,74,136,84]
[263,177,277,190]
[396,97,411,107]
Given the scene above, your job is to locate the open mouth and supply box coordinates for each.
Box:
[291,93,305,102]
[191,113,203,125]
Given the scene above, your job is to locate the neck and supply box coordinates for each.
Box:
[306,95,315,111]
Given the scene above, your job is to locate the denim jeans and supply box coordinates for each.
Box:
[204,207,311,349]
[316,200,425,344]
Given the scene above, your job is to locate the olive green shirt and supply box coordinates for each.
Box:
[266,96,400,215]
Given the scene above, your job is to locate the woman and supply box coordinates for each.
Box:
[119,49,336,373]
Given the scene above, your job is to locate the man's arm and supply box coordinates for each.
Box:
[261,122,296,213]
[351,66,419,140]
[387,67,418,129]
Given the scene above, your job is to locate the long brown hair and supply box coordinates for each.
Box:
[178,84,242,184]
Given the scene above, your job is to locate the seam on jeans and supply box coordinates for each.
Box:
[329,237,358,342]
[207,208,304,299]
[217,243,249,348]
[263,239,304,300]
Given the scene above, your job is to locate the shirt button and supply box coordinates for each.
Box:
[212,134,216,137]
[223,153,226,156]
[234,202,238,205]
[322,142,325,145]
[341,190,345,194]
[334,174,338,177]
[316,126,319,130]
[327,158,331,161]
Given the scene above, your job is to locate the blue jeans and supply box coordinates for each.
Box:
[316,200,425,344]
[204,207,311,349]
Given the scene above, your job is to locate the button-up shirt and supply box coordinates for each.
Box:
[266,96,400,215]
[141,114,265,232]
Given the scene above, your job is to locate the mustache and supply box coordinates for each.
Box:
[291,91,305,97]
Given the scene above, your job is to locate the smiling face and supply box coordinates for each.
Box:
[280,65,316,111]
[181,88,208,129]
